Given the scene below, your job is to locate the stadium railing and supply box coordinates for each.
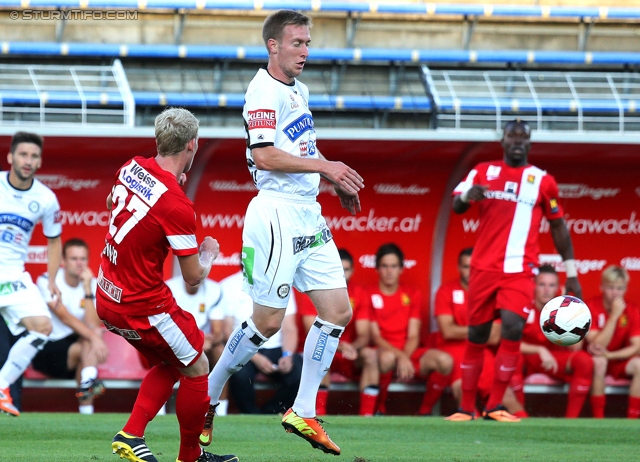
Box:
[0,0,639,21]
[4,42,640,66]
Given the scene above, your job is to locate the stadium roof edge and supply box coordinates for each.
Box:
[0,126,639,144]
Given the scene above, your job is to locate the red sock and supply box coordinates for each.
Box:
[376,372,393,414]
[359,386,379,416]
[460,341,486,414]
[591,395,606,418]
[124,363,181,437]
[419,372,449,415]
[485,338,521,411]
[176,374,209,462]
[513,410,529,418]
[627,396,640,419]
[566,351,593,418]
[316,387,329,416]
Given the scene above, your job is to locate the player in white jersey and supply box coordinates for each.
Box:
[35,238,108,414]
[0,131,62,417]
[203,10,364,456]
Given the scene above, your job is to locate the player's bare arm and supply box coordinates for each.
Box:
[549,218,582,299]
[46,236,62,300]
[452,184,488,213]
[178,236,220,286]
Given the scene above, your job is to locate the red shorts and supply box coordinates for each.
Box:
[331,352,360,381]
[97,297,204,369]
[468,269,535,325]
[607,358,632,379]
[411,347,431,378]
[523,350,575,382]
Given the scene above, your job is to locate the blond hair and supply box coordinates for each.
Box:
[154,108,199,156]
[601,265,630,286]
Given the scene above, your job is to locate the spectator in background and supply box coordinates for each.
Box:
[447,119,581,422]
[97,107,236,462]
[0,131,62,417]
[217,269,302,415]
[297,248,379,416]
[425,247,525,417]
[516,264,593,418]
[369,242,453,415]
[34,238,108,414]
[165,275,226,415]
[585,265,640,418]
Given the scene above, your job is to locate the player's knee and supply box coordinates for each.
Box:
[183,353,209,377]
[360,346,377,365]
[571,351,594,376]
[26,316,52,336]
[592,356,607,376]
[438,351,454,375]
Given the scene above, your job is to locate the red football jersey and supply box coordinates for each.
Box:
[433,280,468,349]
[453,160,564,274]
[368,284,422,350]
[97,156,198,315]
[522,303,566,352]
[586,297,640,352]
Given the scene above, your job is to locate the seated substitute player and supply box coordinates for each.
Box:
[297,248,379,416]
[34,238,109,414]
[430,248,524,417]
[218,269,302,415]
[516,264,593,418]
[585,265,640,419]
[368,242,453,414]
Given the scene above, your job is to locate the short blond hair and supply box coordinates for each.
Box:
[601,265,630,286]
[154,107,199,156]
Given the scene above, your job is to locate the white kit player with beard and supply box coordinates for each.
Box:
[203,9,364,456]
[0,131,62,417]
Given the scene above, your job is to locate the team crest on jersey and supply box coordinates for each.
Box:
[28,201,39,213]
[277,284,291,299]
[486,165,501,180]
[300,141,308,156]
[247,109,276,130]
[401,293,411,306]
[53,210,62,223]
[549,198,559,214]
[527,174,536,184]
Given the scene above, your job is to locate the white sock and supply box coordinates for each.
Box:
[0,331,48,388]
[208,318,266,404]
[216,399,228,416]
[293,317,343,418]
[79,405,94,414]
[80,366,98,386]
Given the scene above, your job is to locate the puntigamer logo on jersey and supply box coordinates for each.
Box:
[284,114,314,141]
[247,109,276,130]
[119,161,168,206]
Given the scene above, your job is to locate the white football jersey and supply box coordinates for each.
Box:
[0,171,61,281]
[243,67,320,197]
[36,270,97,341]
[165,275,224,333]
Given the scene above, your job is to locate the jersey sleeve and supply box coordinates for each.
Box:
[409,288,423,320]
[41,190,62,238]
[539,173,564,221]
[351,285,371,322]
[163,202,198,257]
[434,285,453,317]
[452,166,480,197]
[245,82,280,149]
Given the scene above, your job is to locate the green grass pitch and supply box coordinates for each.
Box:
[0,413,638,461]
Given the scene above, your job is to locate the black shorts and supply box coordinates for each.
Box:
[31,334,80,379]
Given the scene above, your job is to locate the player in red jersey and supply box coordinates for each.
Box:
[369,243,452,415]
[585,265,640,418]
[517,265,593,418]
[447,119,581,422]
[297,248,379,416]
[96,108,236,462]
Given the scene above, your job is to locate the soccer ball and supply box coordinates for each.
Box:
[539,295,592,346]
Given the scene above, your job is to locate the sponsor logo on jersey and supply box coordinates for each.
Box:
[311,330,328,362]
[486,165,501,179]
[277,284,290,299]
[549,198,559,214]
[97,268,122,303]
[102,320,141,340]
[247,109,276,130]
[119,161,167,206]
[283,114,314,142]
[505,181,518,194]
[0,214,34,233]
[0,280,27,296]
[485,190,535,207]
[289,93,299,110]
[292,228,333,254]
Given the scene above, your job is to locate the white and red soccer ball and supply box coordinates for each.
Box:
[539,295,592,346]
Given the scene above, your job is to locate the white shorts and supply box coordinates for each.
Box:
[0,272,50,336]
[242,190,346,308]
